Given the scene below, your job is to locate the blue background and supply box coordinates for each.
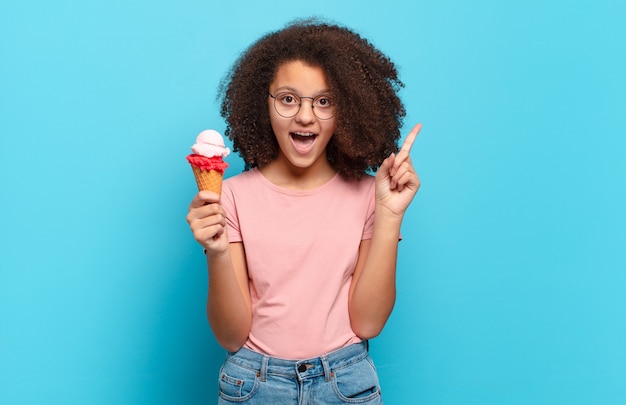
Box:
[1,1,625,404]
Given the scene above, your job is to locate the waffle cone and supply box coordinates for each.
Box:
[191,166,223,194]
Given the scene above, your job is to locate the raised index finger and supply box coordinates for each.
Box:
[399,123,422,154]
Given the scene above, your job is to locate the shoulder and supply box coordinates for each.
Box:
[221,169,264,210]
[223,168,262,192]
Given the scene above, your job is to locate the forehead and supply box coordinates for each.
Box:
[270,60,329,94]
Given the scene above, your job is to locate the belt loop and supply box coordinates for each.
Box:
[259,355,269,382]
[321,355,332,382]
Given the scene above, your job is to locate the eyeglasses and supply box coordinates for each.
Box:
[269,92,336,120]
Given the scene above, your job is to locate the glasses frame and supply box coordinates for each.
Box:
[268,92,336,120]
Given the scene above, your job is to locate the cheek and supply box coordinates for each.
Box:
[323,119,337,135]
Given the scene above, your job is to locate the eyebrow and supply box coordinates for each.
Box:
[272,86,332,96]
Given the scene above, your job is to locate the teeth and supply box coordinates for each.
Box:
[292,132,315,137]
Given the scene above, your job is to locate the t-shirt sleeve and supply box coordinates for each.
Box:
[221,180,242,243]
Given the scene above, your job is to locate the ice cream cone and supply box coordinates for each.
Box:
[192,166,223,194]
[187,129,229,194]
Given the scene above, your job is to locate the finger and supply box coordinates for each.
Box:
[377,153,395,185]
[191,214,226,241]
[390,159,418,189]
[187,202,226,226]
[390,152,413,178]
[393,169,418,193]
[391,124,421,176]
[213,225,225,240]
[194,208,226,227]
[198,190,221,204]
[399,123,422,154]
[189,190,221,208]
[203,223,225,239]
[195,224,225,247]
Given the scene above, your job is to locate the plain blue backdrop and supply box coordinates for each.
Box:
[1,1,625,404]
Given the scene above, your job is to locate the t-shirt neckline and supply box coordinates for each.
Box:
[252,167,341,196]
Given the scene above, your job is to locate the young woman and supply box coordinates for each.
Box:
[187,19,421,404]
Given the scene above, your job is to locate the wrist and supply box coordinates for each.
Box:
[373,213,403,241]
[375,203,405,223]
[203,245,230,260]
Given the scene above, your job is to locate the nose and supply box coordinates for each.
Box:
[295,97,316,123]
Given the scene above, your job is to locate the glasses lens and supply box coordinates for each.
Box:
[312,95,335,120]
[273,93,300,118]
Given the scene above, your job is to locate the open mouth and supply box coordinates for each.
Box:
[290,131,317,153]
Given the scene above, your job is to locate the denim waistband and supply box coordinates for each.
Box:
[225,341,369,382]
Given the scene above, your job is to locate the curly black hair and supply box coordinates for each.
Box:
[219,18,406,179]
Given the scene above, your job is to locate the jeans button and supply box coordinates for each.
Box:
[297,364,307,373]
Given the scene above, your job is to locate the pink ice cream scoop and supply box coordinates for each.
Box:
[191,129,230,159]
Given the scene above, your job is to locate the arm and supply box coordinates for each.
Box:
[349,124,422,339]
[187,191,252,352]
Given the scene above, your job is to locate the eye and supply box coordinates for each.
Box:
[278,93,299,106]
[314,96,333,108]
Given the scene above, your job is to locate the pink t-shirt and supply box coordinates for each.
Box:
[221,168,376,359]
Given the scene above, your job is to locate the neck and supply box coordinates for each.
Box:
[259,157,336,190]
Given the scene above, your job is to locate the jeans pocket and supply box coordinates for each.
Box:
[218,360,259,402]
[332,356,382,403]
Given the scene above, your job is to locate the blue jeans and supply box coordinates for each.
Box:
[217,341,384,404]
